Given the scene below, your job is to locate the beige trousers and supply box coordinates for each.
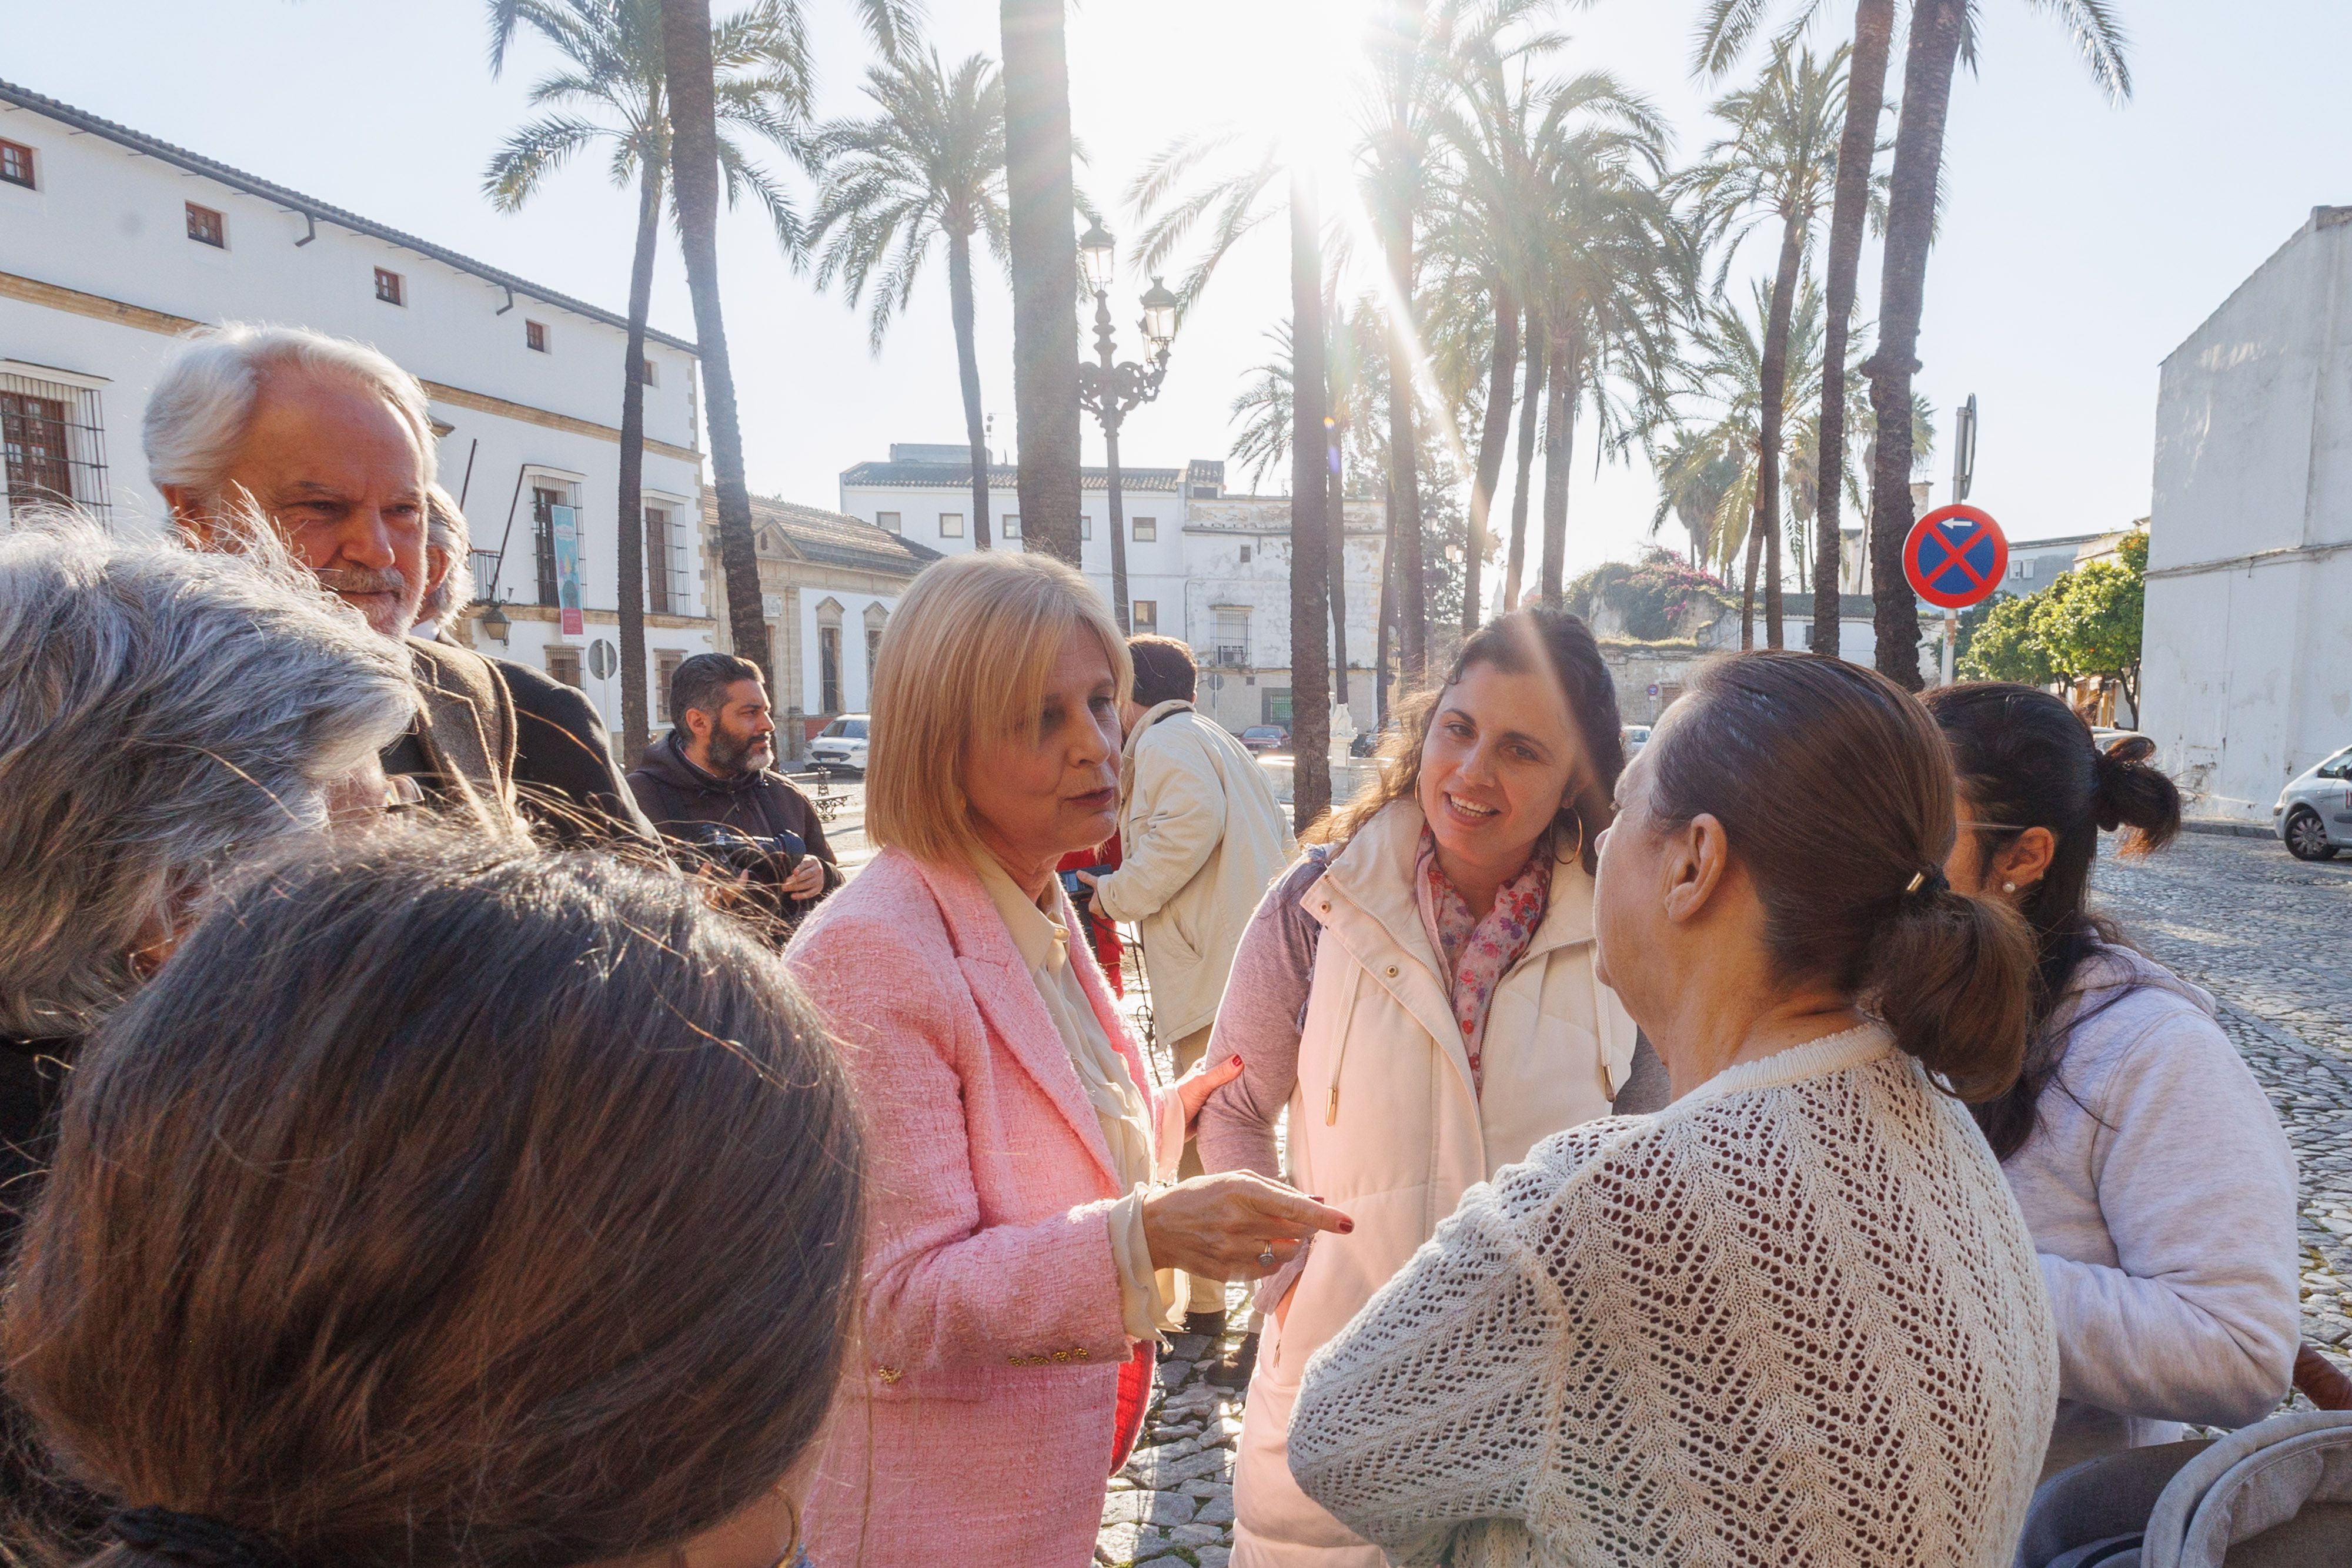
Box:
[1155,1024,1228,1319]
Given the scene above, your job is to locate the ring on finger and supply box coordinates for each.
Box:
[1256,1247,1277,1269]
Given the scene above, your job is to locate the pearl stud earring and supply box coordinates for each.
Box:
[2002,881,2017,893]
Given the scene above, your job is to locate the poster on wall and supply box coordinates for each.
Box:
[552,503,584,636]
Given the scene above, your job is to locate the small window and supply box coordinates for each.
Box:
[640,358,659,387]
[1081,514,1093,541]
[374,268,405,306]
[938,511,964,538]
[546,647,583,689]
[1132,516,1157,543]
[820,625,843,714]
[525,320,549,353]
[876,510,900,534]
[654,649,685,723]
[1239,544,1252,563]
[0,139,34,190]
[1002,513,1020,538]
[186,202,225,248]
[1132,600,1158,633]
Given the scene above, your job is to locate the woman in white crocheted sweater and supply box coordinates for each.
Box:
[1289,652,2062,1568]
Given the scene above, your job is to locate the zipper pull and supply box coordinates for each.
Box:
[1325,1084,1339,1125]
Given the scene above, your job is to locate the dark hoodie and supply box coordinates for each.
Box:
[626,731,843,924]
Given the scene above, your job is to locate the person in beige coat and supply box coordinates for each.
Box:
[1080,636,1295,1336]
[1197,609,1639,1568]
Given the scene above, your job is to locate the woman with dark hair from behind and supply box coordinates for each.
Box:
[1,831,861,1568]
[1287,653,2057,1565]
[1926,682,2298,1476]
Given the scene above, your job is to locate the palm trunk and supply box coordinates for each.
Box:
[1288,169,1332,827]
[1385,219,1426,684]
[948,228,993,548]
[1866,0,1963,691]
[662,0,769,687]
[1755,213,1805,652]
[1327,416,1349,707]
[1814,0,1893,657]
[1538,317,1576,606]
[1504,306,1542,611]
[1376,487,1395,730]
[1465,280,1517,633]
[1740,499,1764,649]
[616,157,661,764]
[1001,0,1083,566]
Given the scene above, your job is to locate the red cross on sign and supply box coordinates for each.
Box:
[1903,504,2009,611]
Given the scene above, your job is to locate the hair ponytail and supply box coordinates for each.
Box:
[2092,734,2181,858]
[1923,684,2187,1157]
[1867,876,2037,1101]
[1646,654,2037,1103]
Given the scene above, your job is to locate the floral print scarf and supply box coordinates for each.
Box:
[1412,827,1553,1092]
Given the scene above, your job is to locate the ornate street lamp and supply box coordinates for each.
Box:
[1075,222,1174,636]
[479,597,511,645]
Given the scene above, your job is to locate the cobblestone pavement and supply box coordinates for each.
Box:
[2091,830,2352,1366]
[1091,830,2352,1565]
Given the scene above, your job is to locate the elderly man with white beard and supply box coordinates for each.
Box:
[146,322,644,842]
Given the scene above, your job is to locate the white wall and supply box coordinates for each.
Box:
[0,96,711,730]
[837,468,1187,627]
[2141,208,2352,817]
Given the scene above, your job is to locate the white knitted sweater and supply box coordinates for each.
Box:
[1288,1026,2059,1568]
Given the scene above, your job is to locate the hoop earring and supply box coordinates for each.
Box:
[1558,811,1585,867]
[767,1496,803,1568]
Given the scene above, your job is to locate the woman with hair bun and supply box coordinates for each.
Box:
[1287,652,2058,1567]
[1926,681,2298,1476]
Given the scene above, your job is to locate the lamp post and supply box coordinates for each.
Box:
[1076,218,1176,636]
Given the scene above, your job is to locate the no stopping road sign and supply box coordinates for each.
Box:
[1902,504,2009,611]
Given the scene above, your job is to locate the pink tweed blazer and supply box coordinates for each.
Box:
[786,847,1165,1568]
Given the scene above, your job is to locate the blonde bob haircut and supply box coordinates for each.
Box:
[867,550,1133,865]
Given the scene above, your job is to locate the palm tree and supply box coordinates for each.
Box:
[1690,0,1897,662]
[1000,0,1084,567]
[1526,83,1682,609]
[1865,0,2129,686]
[1670,278,1823,593]
[1676,42,1847,650]
[1128,127,1339,818]
[1649,424,1743,569]
[810,48,1008,548]
[650,0,910,693]
[486,0,807,760]
[1426,39,1556,633]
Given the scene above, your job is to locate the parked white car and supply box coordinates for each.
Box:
[2275,744,2352,861]
[809,713,870,774]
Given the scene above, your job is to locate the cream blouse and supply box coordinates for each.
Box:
[974,852,1180,1341]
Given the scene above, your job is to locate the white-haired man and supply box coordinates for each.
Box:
[148,322,643,841]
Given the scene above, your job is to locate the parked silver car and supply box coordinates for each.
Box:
[809,713,869,774]
[2274,744,2352,861]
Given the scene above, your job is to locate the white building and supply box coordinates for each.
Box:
[2141,206,2352,821]
[0,78,713,734]
[699,489,940,751]
[838,444,1387,733]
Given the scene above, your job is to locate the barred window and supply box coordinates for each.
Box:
[2,372,109,520]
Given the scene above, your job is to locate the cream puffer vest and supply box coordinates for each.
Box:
[1230,798,1638,1568]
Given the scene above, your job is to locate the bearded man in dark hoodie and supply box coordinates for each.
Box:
[627,653,841,927]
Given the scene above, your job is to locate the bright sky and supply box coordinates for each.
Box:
[8,0,2347,574]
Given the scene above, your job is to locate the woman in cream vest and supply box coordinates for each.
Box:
[1195,607,1638,1568]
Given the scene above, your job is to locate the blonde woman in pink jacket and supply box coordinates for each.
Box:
[787,551,1350,1568]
